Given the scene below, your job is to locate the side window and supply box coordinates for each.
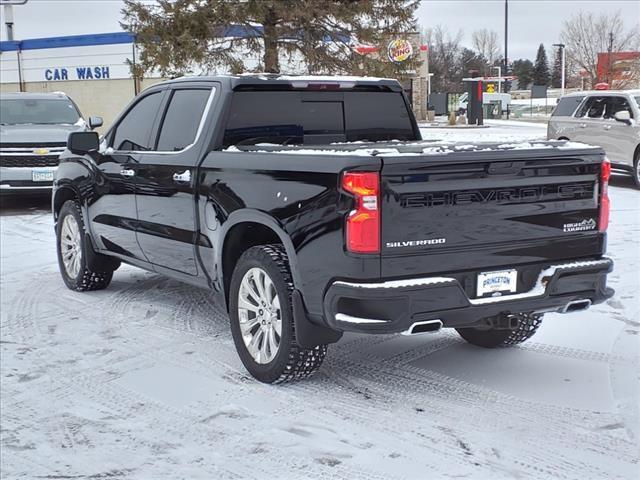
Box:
[112,92,163,151]
[552,96,584,117]
[605,96,634,119]
[156,88,212,151]
[576,96,607,119]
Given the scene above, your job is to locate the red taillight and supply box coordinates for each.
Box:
[599,158,611,232]
[342,171,380,253]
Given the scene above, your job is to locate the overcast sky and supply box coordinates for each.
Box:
[1,0,639,61]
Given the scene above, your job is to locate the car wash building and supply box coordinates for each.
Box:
[0,32,164,128]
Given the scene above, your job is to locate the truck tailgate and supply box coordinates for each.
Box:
[380,148,606,280]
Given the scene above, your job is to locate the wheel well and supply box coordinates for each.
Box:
[53,187,78,220]
[558,136,569,141]
[634,143,640,163]
[222,222,282,307]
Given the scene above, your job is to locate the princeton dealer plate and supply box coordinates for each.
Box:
[32,169,54,182]
[477,269,518,297]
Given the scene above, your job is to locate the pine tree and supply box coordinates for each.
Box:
[551,49,563,88]
[532,44,550,86]
[122,0,420,77]
[512,59,534,89]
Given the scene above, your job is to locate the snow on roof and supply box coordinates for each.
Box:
[563,89,640,97]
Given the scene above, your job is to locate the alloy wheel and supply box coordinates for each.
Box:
[60,215,82,278]
[237,267,282,364]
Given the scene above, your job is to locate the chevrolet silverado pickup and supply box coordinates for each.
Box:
[53,75,614,383]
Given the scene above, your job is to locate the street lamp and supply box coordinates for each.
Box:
[553,43,566,96]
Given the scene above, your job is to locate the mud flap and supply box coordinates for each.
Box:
[83,233,121,272]
[292,289,342,348]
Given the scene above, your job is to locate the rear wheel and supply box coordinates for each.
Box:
[456,312,543,348]
[56,200,115,291]
[228,244,327,383]
[633,150,640,189]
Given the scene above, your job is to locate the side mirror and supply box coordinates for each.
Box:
[88,116,103,130]
[68,131,99,155]
[614,110,631,125]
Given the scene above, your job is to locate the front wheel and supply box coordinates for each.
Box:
[456,312,543,348]
[228,244,327,384]
[56,200,114,291]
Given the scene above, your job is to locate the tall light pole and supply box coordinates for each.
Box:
[553,43,566,96]
[503,0,508,88]
[1,0,28,41]
[504,0,509,118]
[1,0,28,92]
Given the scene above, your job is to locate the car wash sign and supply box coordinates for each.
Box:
[387,39,413,63]
[44,66,111,81]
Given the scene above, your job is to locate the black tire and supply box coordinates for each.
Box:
[228,244,327,384]
[56,200,114,291]
[456,312,543,348]
[633,149,640,189]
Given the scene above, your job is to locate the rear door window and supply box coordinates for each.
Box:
[156,88,212,151]
[551,96,584,117]
[112,92,164,151]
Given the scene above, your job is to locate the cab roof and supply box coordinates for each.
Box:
[160,74,404,92]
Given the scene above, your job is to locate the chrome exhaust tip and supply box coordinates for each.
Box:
[559,299,592,314]
[402,319,443,335]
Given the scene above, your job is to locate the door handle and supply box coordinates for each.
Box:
[173,170,191,183]
[604,125,612,130]
[579,123,587,128]
[120,169,135,177]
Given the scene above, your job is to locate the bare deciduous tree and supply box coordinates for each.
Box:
[422,25,463,91]
[560,10,640,88]
[471,28,500,67]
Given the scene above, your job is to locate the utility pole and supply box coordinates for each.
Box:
[553,43,565,96]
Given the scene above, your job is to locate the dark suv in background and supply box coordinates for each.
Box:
[0,92,101,195]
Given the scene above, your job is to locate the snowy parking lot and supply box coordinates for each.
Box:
[1,121,639,480]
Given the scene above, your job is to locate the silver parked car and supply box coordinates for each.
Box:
[0,92,102,195]
[547,90,640,188]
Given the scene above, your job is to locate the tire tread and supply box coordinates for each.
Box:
[58,200,114,292]
[259,244,327,384]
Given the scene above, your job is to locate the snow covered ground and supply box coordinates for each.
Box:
[1,121,639,479]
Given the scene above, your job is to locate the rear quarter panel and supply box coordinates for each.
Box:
[197,151,381,316]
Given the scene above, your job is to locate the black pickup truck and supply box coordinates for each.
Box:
[54,75,614,383]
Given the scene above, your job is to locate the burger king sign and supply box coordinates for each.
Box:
[387,39,413,63]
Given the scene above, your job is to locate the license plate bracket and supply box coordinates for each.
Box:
[477,269,518,297]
